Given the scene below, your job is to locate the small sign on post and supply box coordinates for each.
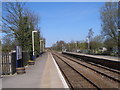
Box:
[16,46,22,68]
[16,46,26,74]
[16,46,22,61]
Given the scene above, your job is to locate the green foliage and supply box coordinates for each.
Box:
[16,16,29,50]
[2,2,43,58]
[104,38,116,51]
[52,40,65,51]
[78,42,87,50]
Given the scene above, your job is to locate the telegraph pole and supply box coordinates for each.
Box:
[86,37,90,53]
[62,44,63,52]
[40,39,44,53]
[118,29,120,57]
[118,1,120,57]
[76,41,77,50]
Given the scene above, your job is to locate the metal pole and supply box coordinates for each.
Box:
[43,41,44,52]
[69,44,70,52]
[40,40,41,53]
[32,31,37,60]
[88,39,90,52]
[87,37,90,53]
[62,44,63,52]
[118,1,120,57]
[32,31,35,60]
[76,41,78,52]
[40,40,43,53]
[118,30,120,57]
[32,32,34,56]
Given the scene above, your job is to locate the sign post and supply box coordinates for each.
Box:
[16,46,25,74]
[16,46,22,68]
[118,1,120,57]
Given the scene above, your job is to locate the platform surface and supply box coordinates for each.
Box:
[2,52,68,88]
[63,52,120,62]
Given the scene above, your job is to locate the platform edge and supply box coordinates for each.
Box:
[50,53,69,88]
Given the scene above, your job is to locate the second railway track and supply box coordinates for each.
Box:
[62,54,120,83]
[52,52,120,89]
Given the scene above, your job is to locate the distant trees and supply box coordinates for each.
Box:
[2,36,12,52]
[51,40,86,52]
[99,2,119,56]
[104,38,116,51]
[91,35,104,50]
[87,28,94,42]
[52,40,66,51]
[66,41,77,51]
[77,41,87,51]
[86,28,94,51]
[51,34,104,54]
[100,2,118,44]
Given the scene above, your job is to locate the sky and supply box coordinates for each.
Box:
[25,2,104,47]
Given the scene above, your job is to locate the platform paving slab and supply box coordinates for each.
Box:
[2,52,68,88]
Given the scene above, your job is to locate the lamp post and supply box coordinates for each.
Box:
[76,41,78,52]
[118,1,120,57]
[68,44,70,51]
[86,37,90,53]
[62,44,63,52]
[32,30,37,60]
[40,39,44,53]
[118,29,120,57]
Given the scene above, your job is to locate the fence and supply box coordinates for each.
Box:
[1,53,11,75]
[1,51,29,76]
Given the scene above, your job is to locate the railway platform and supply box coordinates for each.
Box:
[63,52,119,61]
[2,52,68,88]
[62,52,120,70]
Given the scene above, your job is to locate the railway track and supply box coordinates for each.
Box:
[52,52,120,89]
[62,54,120,83]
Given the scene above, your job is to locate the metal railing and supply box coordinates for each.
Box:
[1,53,11,75]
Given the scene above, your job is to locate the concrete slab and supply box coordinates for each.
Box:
[2,52,68,88]
[64,52,120,62]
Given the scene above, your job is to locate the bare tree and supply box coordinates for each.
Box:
[24,9,39,28]
[87,28,94,51]
[2,2,39,37]
[2,2,26,35]
[87,28,94,42]
[2,2,41,51]
[100,2,118,44]
[2,36,12,52]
